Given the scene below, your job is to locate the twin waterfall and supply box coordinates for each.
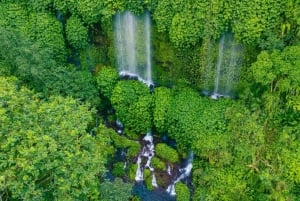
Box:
[114,11,153,87]
[113,10,243,199]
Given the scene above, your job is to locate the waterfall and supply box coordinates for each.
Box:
[135,132,156,186]
[206,33,243,99]
[166,152,194,196]
[114,11,153,87]
[211,35,225,99]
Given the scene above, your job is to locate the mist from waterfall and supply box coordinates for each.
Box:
[114,11,153,87]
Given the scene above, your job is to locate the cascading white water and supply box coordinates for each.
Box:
[166,152,194,196]
[208,33,243,99]
[114,11,153,87]
[145,13,152,85]
[135,133,156,186]
[211,35,225,100]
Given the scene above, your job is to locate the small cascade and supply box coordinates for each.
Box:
[116,120,123,134]
[166,152,194,196]
[114,11,153,87]
[135,156,144,181]
[167,165,171,175]
[135,132,156,185]
[152,174,158,188]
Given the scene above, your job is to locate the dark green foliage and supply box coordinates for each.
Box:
[45,69,102,107]
[66,16,88,50]
[99,178,133,201]
[79,45,108,71]
[0,27,101,107]
[96,66,119,99]
[0,26,57,89]
[112,162,126,177]
[155,143,179,163]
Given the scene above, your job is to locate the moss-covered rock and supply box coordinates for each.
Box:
[155,143,179,163]
[144,169,154,190]
[151,157,165,171]
[129,164,138,182]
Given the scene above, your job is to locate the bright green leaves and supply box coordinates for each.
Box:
[110,80,153,134]
[251,51,276,86]
[153,1,174,33]
[153,87,171,133]
[169,10,202,49]
[66,16,88,50]
[76,0,103,24]
[232,0,283,47]
[251,45,300,111]
[0,77,108,200]
[175,183,190,201]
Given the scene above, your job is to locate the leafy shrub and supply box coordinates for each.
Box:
[66,16,88,49]
[112,162,126,177]
[110,80,153,134]
[96,66,119,99]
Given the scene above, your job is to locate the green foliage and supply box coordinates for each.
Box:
[0,3,66,64]
[232,0,283,47]
[26,0,53,12]
[76,0,103,24]
[175,183,190,201]
[155,143,179,163]
[166,87,231,152]
[101,125,141,159]
[169,5,202,49]
[96,66,119,99]
[99,178,133,201]
[151,157,165,171]
[251,45,300,112]
[110,80,153,134]
[0,26,57,89]
[153,1,175,33]
[26,12,67,63]
[0,77,109,200]
[66,16,88,50]
[45,69,102,107]
[79,45,108,71]
[112,162,126,177]
[0,27,101,107]
[129,164,138,181]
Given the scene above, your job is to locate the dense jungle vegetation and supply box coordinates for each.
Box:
[0,0,300,200]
